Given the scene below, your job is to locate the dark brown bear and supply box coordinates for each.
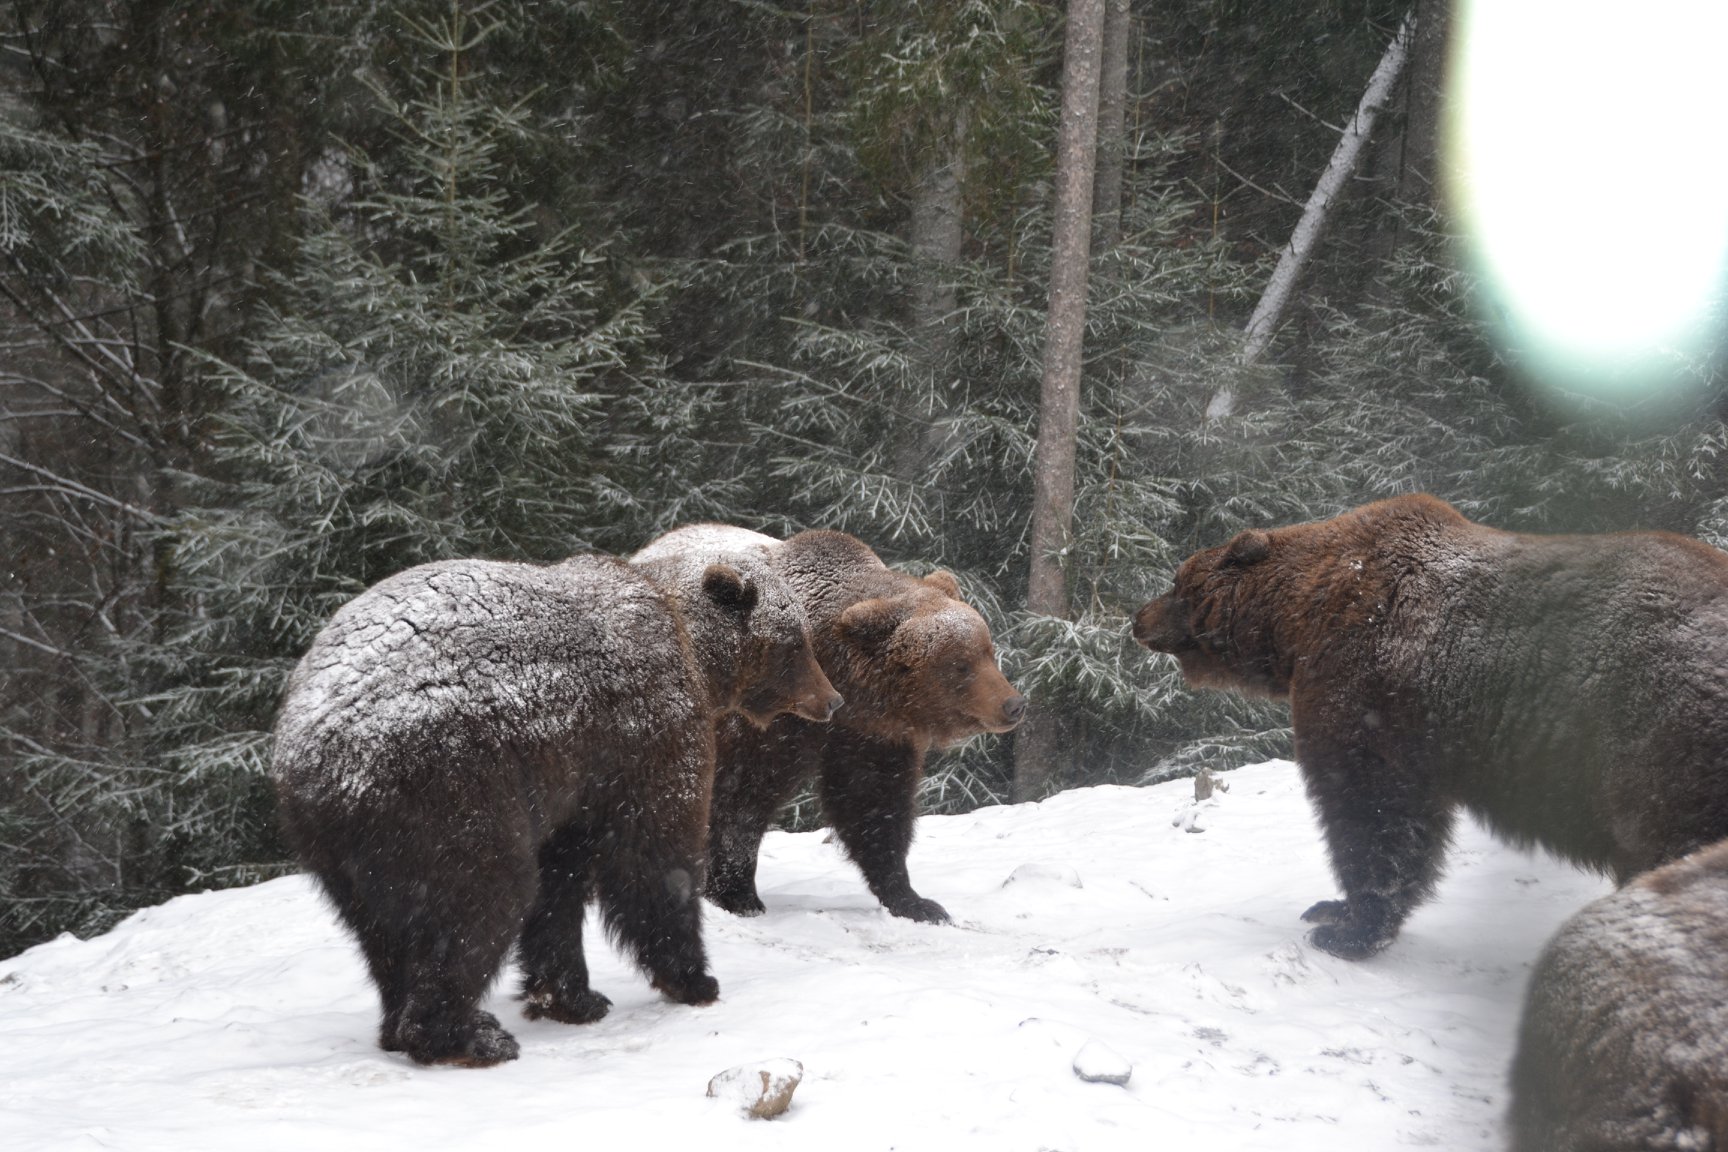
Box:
[633,526,1026,923]
[1131,493,1728,959]
[1509,838,1728,1152]
[271,551,839,1067]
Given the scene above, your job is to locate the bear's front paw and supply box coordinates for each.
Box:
[1307,920,1396,961]
[522,986,612,1026]
[453,1013,522,1067]
[1300,899,1349,925]
[884,894,951,925]
[654,971,720,1007]
[707,888,767,917]
[398,1009,521,1068]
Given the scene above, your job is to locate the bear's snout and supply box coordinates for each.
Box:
[1000,694,1027,725]
[787,675,845,724]
[806,688,845,722]
[1131,596,1189,652]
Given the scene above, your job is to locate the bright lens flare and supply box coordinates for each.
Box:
[1447,0,1728,405]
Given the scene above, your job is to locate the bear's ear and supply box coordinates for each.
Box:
[837,597,909,648]
[922,570,962,599]
[1223,530,1271,568]
[701,563,758,613]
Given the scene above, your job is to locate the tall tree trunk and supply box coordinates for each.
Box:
[1359,0,1450,283]
[1013,0,1105,803]
[1238,11,1414,369]
[1395,0,1449,210]
[1092,0,1132,252]
[897,110,969,482]
[909,109,969,361]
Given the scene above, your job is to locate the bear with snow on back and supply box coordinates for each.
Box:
[1132,493,1728,959]
[271,550,840,1067]
[632,526,1026,924]
[1509,837,1728,1152]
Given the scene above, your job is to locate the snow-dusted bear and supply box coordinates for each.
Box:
[1509,838,1728,1151]
[271,551,840,1067]
[1132,493,1728,959]
[633,526,1025,924]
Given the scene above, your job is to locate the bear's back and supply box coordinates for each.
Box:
[632,524,778,566]
[273,556,694,799]
[1511,841,1728,1151]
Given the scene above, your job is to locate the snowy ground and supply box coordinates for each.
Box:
[0,761,1610,1152]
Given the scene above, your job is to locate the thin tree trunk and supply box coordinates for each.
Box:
[1395,0,1449,210]
[909,109,969,357]
[1013,0,1105,803]
[1238,11,1414,369]
[1092,0,1132,251]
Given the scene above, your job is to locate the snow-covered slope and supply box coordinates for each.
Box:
[0,762,1609,1151]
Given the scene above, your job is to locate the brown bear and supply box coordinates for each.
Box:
[1509,838,1728,1152]
[1131,493,1728,959]
[271,550,840,1066]
[633,526,1026,923]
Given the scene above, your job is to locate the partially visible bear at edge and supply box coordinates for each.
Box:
[1132,493,1728,959]
[271,551,839,1067]
[633,525,1026,924]
[1509,837,1728,1152]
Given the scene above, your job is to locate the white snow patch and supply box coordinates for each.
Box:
[1002,863,1083,890]
[1172,795,1224,833]
[0,761,1610,1151]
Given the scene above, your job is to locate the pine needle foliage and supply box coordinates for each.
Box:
[670,121,1282,810]
[93,0,663,933]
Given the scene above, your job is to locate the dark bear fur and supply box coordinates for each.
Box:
[271,552,839,1067]
[1509,838,1728,1152]
[1132,493,1728,959]
[633,526,1026,924]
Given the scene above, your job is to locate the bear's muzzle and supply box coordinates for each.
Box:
[1131,596,1191,653]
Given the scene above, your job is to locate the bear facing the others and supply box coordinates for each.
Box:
[633,526,1025,924]
[1509,837,1728,1152]
[1132,493,1728,959]
[271,552,839,1067]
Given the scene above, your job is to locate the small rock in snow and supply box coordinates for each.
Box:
[706,1058,804,1119]
[1002,863,1083,889]
[1073,1040,1132,1086]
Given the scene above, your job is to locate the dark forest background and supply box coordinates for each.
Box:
[3,0,1724,958]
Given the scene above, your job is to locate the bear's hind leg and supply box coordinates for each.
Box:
[302,860,413,1051]
[389,849,536,1067]
[517,820,612,1025]
[820,729,950,924]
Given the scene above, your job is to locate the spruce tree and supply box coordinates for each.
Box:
[46,0,661,939]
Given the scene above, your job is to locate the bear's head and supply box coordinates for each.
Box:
[653,554,843,728]
[827,570,1027,748]
[1131,528,1292,699]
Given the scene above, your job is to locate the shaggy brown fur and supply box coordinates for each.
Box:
[271,553,838,1067]
[1132,493,1728,958]
[635,527,1025,923]
[1510,838,1728,1151]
